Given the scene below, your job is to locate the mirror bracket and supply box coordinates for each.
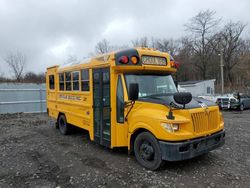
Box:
[167,103,175,120]
[125,101,135,121]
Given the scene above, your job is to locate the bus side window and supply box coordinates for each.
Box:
[81,69,89,91]
[72,71,80,91]
[65,72,71,91]
[59,73,64,91]
[116,75,124,123]
[49,75,55,90]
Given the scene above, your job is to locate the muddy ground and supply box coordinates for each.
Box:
[0,110,250,188]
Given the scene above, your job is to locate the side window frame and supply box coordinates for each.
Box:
[72,71,80,91]
[81,69,90,91]
[49,75,55,90]
[59,73,65,91]
[116,75,124,123]
[65,72,72,91]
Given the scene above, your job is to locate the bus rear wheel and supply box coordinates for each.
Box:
[134,132,163,170]
[58,114,70,135]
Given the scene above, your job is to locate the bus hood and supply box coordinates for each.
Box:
[138,95,217,109]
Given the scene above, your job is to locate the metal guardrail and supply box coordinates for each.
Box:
[0,86,46,114]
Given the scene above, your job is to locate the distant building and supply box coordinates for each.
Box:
[178,79,216,97]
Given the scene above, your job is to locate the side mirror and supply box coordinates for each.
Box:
[128,83,139,101]
[173,92,192,105]
[167,92,192,120]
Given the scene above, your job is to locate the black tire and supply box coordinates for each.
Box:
[239,103,244,111]
[134,132,163,170]
[55,122,59,129]
[58,114,70,135]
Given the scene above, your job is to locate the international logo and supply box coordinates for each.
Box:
[199,102,210,116]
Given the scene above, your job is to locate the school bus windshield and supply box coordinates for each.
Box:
[125,74,177,98]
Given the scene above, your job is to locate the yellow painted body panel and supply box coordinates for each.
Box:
[46,48,224,150]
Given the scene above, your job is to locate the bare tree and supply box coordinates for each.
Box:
[154,38,180,56]
[4,51,27,82]
[150,37,156,48]
[94,39,127,55]
[185,9,221,79]
[173,37,197,81]
[0,71,4,78]
[0,72,6,82]
[219,21,246,84]
[23,72,45,83]
[131,37,149,47]
[65,54,79,64]
[95,39,112,54]
[239,40,250,86]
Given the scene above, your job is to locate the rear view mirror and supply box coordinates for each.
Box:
[173,92,192,105]
[128,83,139,101]
[167,92,192,119]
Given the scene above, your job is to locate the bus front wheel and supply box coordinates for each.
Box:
[134,132,163,170]
[58,114,70,135]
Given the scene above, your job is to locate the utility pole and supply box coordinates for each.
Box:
[220,48,224,95]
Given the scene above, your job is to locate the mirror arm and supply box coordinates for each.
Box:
[125,101,135,121]
[166,102,183,120]
[124,101,133,108]
[167,102,175,120]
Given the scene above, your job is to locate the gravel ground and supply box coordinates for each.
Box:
[0,110,250,188]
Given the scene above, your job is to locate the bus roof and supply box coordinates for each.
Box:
[48,48,177,72]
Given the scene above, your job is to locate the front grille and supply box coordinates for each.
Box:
[191,110,219,134]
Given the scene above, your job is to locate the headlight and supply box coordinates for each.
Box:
[161,123,179,132]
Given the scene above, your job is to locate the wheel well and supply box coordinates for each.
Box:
[130,128,150,154]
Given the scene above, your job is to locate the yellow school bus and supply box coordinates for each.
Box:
[46,48,225,170]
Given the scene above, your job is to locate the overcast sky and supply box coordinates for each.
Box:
[0,0,249,76]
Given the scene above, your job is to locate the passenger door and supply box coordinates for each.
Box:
[93,68,111,147]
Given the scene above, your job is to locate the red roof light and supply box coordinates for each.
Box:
[118,56,129,64]
[174,61,180,69]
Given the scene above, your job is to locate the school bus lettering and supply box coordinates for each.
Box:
[46,47,225,170]
[59,94,82,101]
